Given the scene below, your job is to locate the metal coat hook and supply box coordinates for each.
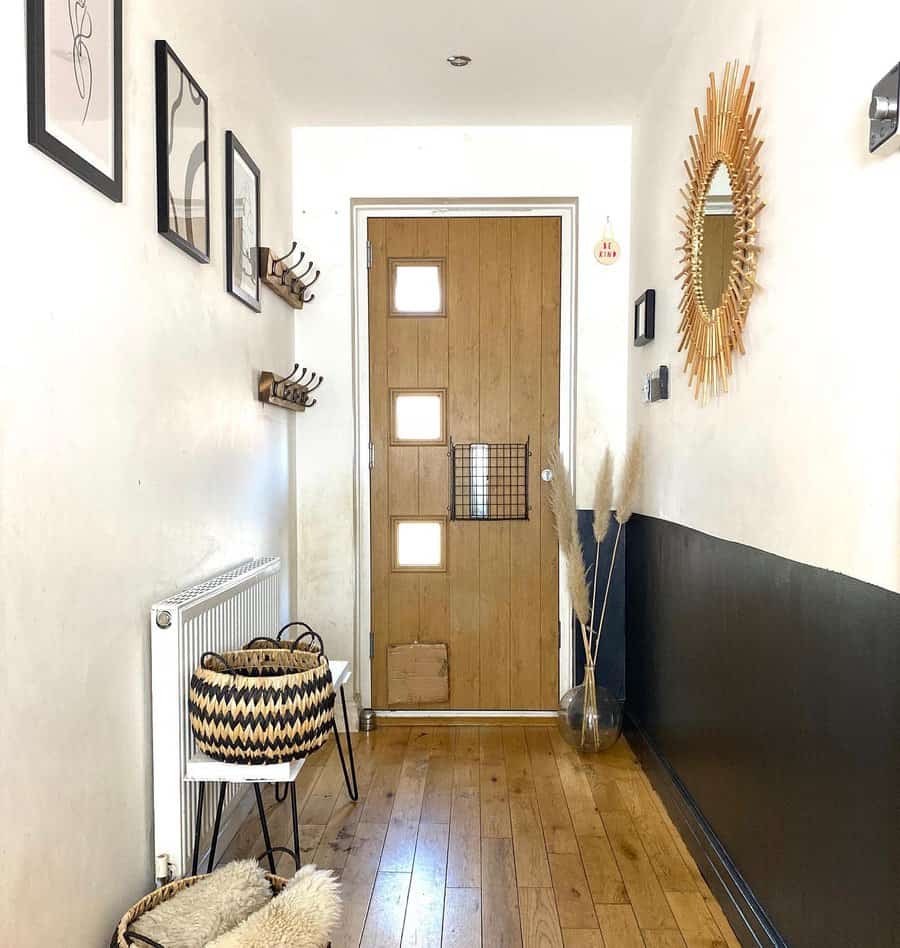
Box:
[281,252,305,285]
[291,262,315,292]
[282,364,303,384]
[305,375,324,394]
[270,242,298,274]
[304,270,321,290]
[300,290,316,305]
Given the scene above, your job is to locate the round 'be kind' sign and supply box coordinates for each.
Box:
[594,219,621,266]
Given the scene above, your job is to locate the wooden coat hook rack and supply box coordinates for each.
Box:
[259,242,321,310]
[258,364,324,412]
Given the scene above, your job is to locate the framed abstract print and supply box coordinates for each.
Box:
[26,0,123,202]
[225,132,262,312]
[155,41,210,263]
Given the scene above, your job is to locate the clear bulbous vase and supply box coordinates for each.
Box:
[557,664,623,753]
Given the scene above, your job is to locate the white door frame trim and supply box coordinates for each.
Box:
[351,198,578,712]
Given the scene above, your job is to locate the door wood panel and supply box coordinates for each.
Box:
[369,216,561,710]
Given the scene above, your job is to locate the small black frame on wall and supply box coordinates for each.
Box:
[155,41,210,263]
[225,132,262,312]
[634,289,656,346]
[26,0,124,202]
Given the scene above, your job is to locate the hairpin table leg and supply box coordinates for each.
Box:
[191,783,206,877]
[275,783,289,803]
[289,781,301,870]
[254,784,276,874]
[207,782,227,873]
[331,685,359,802]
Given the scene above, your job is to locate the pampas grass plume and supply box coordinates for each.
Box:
[592,448,614,543]
[547,448,577,560]
[615,434,643,525]
[547,448,591,629]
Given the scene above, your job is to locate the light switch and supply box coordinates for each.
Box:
[642,365,669,403]
[869,63,899,153]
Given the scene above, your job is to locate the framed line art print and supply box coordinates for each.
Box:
[225,132,262,312]
[26,0,123,202]
[155,41,210,263]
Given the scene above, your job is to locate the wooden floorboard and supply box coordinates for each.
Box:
[224,726,741,948]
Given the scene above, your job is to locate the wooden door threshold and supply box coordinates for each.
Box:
[373,710,557,727]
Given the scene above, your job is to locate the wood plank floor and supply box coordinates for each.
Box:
[219,726,739,948]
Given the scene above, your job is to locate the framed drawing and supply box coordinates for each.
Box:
[155,41,210,263]
[26,0,123,202]
[225,133,262,312]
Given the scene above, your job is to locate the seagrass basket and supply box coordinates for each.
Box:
[189,648,335,764]
[111,872,287,948]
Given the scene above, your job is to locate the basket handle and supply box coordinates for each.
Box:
[199,651,237,675]
[257,845,299,866]
[243,636,281,649]
[124,933,165,948]
[277,621,325,653]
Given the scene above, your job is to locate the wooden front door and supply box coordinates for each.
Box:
[368,216,561,710]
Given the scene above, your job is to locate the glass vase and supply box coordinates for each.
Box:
[557,661,623,752]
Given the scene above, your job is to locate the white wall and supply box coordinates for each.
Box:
[0,6,297,945]
[292,126,632,681]
[629,0,900,593]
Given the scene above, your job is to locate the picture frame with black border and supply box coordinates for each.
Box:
[155,41,210,263]
[26,0,123,202]
[634,289,656,347]
[225,132,262,312]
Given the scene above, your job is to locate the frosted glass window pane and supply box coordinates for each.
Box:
[394,265,442,314]
[394,394,443,442]
[396,521,443,568]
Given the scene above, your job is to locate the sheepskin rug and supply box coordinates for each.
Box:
[206,865,342,948]
[128,860,272,948]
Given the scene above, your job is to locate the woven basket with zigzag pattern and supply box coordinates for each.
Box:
[189,648,335,764]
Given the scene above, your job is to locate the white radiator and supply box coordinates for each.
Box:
[150,556,281,879]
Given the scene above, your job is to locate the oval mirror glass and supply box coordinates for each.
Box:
[700,161,735,313]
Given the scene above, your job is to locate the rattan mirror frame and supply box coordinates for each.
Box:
[677,61,764,401]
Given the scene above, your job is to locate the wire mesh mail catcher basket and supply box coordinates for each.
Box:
[449,437,531,521]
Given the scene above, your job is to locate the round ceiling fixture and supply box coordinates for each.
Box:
[447,55,472,68]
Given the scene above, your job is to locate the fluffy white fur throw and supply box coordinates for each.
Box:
[206,865,342,948]
[129,860,272,948]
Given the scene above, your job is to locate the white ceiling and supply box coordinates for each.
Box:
[246,1,690,125]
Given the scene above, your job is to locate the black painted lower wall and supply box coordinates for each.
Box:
[625,515,900,948]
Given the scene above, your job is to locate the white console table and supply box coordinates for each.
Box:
[185,660,355,876]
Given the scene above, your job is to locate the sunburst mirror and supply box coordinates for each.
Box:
[677,61,764,400]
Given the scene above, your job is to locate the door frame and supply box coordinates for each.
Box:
[351,198,579,714]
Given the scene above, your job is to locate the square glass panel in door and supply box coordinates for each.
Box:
[391,389,446,445]
[390,258,446,316]
[392,517,447,572]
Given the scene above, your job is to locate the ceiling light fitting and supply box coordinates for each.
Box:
[447,55,472,68]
